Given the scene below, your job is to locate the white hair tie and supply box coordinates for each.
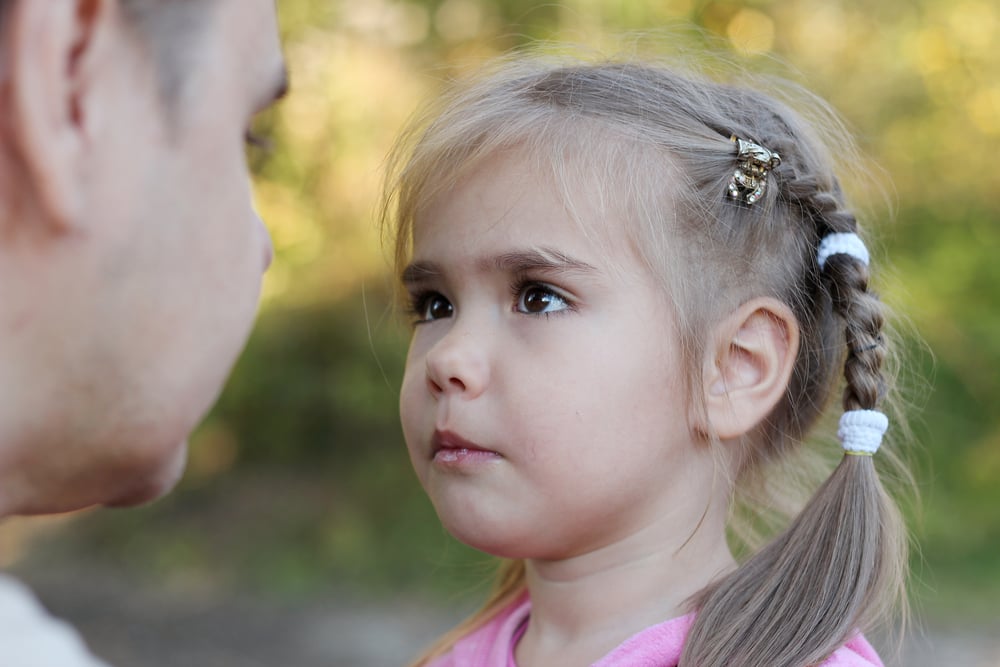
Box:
[817,232,869,270]
[838,409,888,456]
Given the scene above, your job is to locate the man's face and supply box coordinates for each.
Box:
[108,0,287,503]
[4,0,286,512]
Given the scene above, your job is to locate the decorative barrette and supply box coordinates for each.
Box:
[727,135,781,206]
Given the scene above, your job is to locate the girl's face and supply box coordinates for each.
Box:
[400,149,710,560]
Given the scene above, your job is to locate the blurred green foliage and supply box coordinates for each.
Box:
[44,0,1000,615]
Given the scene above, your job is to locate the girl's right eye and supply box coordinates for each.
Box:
[412,292,454,323]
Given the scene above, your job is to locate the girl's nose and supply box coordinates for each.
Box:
[424,326,490,400]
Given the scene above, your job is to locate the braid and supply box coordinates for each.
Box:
[773,145,889,411]
[823,248,887,412]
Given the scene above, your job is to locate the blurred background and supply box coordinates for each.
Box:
[2,0,998,664]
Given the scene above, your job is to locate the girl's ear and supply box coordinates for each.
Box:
[701,298,800,441]
[3,0,118,232]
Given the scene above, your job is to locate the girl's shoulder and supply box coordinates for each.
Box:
[820,635,884,667]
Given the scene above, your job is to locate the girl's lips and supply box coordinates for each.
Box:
[431,430,502,466]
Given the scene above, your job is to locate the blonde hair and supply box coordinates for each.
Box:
[383,54,910,667]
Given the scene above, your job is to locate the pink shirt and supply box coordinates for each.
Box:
[427,596,884,667]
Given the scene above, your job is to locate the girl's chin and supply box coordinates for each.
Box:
[439,522,537,560]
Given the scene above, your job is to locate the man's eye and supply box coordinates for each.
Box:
[244,130,274,151]
[516,285,569,314]
[415,293,454,322]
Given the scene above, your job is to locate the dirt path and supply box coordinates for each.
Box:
[11,564,1000,667]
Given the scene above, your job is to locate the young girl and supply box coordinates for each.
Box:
[383,54,909,667]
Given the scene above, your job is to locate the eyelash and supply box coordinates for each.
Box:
[405,290,448,325]
[509,279,573,316]
[406,279,575,326]
[244,129,274,151]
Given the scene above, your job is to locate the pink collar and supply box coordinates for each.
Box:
[441,595,882,667]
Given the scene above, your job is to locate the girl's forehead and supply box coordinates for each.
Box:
[412,151,627,255]
[408,172,658,293]
[417,148,631,236]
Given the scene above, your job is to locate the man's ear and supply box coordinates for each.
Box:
[702,298,800,441]
[4,0,118,232]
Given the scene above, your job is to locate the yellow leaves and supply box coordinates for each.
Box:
[726,9,775,56]
[280,33,341,147]
[340,1,431,47]
[785,4,848,70]
[435,0,493,43]
[898,1,998,140]
[967,86,1000,137]
[904,26,959,79]
[947,0,998,53]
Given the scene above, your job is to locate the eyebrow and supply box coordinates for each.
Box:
[487,248,597,275]
[400,247,597,286]
[400,260,441,286]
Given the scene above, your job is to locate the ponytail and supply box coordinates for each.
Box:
[681,220,908,666]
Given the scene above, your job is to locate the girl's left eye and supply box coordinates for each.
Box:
[516,284,570,314]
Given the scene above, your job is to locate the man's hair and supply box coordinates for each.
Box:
[0,0,214,105]
[119,0,215,104]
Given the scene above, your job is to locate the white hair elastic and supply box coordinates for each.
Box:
[837,409,888,456]
[817,232,870,270]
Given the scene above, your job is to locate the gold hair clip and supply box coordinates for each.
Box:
[727,135,781,206]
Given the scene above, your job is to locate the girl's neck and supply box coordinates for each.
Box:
[516,508,735,667]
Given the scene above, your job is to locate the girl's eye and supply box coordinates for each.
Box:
[517,284,570,314]
[414,293,454,322]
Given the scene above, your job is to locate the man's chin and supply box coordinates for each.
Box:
[104,441,189,508]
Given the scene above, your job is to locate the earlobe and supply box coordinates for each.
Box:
[702,298,800,441]
[4,0,113,232]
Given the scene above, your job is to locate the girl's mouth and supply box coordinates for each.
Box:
[431,430,502,466]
